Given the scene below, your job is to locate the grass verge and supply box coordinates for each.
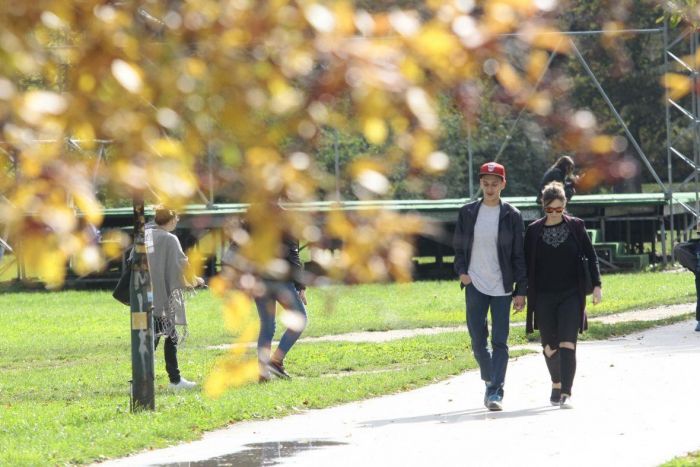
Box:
[0,326,530,466]
[662,452,700,466]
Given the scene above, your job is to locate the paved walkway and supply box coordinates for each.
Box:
[207,302,694,348]
[102,319,700,467]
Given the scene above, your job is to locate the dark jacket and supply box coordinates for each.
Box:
[452,199,527,296]
[673,239,700,271]
[524,215,602,334]
[537,167,575,202]
[283,235,306,291]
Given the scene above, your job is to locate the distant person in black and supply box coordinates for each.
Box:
[537,156,578,204]
[523,182,602,409]
[672,234,700,332]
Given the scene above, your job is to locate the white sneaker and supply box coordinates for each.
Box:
[559,394,574,409]
[169,377,197,390]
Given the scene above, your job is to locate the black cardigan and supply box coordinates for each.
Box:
[524,215,601,334]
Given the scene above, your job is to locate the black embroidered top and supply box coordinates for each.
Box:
[535,221,579,293]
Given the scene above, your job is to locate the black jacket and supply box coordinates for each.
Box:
[524,215,601,334]
[537,167,575,202]
[452,199,527,296]
[283,235,306,291]
[674,239,700,271]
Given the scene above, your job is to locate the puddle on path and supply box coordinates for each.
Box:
[156,439,346,467]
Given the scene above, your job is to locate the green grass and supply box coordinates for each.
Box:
[0,270,692,350]
[282,270,693,337]
[517,313,695,343]
[297,270,695,336]
[663,452,700,466]
[581,314,695,340]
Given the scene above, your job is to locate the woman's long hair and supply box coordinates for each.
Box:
[551,155,575,176]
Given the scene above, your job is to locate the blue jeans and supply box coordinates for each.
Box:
[255,281,308,358]
[465,284,512,390]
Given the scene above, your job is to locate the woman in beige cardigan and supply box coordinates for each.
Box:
[145,206,203,390]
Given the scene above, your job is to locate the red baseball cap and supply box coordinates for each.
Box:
[479,161,506,181]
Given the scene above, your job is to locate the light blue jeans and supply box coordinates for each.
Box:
[465,283,512,391]
[255,280,308,357]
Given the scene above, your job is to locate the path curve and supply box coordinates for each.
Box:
[207,302,695,348]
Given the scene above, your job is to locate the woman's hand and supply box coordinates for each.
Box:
[592,286,602,305]
[460,274,472,286]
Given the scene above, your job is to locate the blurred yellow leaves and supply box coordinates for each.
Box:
[323,208,426,283]
[663,73,692,100]
[111,59,143,94]
[496,62,525,96]
[528,28,570,54]
[204,290,259,397]
[412,24,460,57]
[19,233,67,288]
[0,0,635,399]
[18,91,67,125]
[204,358,259,398]
[222,291,253,333]
[588,135,615,154]
[362,117,388,145]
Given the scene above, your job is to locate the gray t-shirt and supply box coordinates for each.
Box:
[468,204,507,296]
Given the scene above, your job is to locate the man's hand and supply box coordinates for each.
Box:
[512,295,526,313]
[298,288,308,306]
[592,286,602,305]
[460,274,471,286]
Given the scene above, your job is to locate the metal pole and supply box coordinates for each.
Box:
[664,20,675,263]
[571,39,667,191]
[333,129,340,200]
[660,216,668,267]
[492,45,560,164]
[130,196,155,411]
[467,124,474,199]
[694,30,700,237]
[207,143,214,208]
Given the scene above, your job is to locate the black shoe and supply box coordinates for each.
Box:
[268,360,291,379]
[550,388,561,406]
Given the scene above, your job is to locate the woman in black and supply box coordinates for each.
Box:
[537,155,578,203]
[524,182,602,408]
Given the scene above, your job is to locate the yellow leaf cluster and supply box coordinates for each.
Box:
[663,73,692,100]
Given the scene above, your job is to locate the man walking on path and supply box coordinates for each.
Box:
[453,161,527,411]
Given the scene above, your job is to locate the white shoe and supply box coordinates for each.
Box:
[169,377,197,390]
[559,394,574,409]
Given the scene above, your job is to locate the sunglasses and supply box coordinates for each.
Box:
[544,206,564,214]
